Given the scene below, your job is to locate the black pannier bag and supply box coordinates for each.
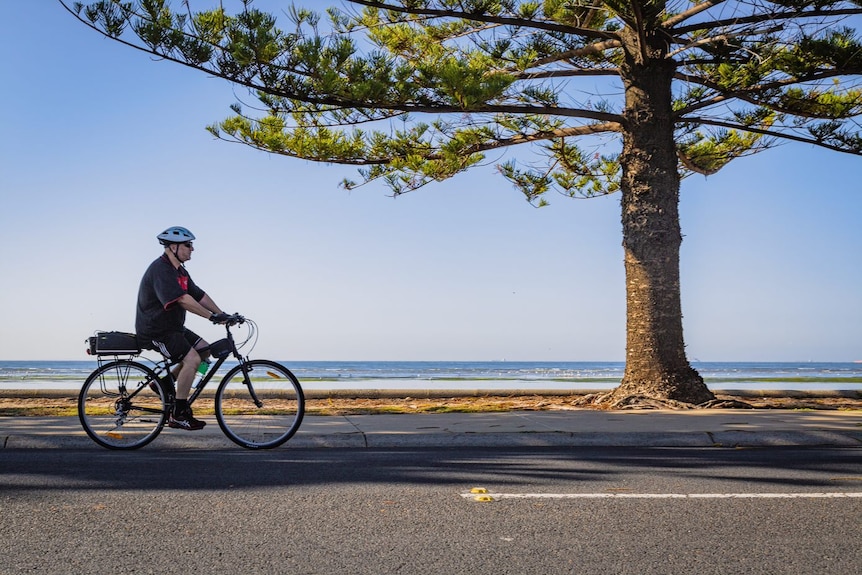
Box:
[207,338,232,358]
[87,331,141,356]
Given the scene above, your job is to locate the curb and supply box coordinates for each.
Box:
[4,430,861,450]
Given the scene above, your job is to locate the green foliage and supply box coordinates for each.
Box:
[603,0,666,28]
[74,0,131,37]
[500,142,621,206]
[677,127,772,176]
[64,0,862,205]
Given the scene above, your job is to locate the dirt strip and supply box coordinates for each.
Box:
[1,390,860,416]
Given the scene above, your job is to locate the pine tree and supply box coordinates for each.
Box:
[62,0,862,405]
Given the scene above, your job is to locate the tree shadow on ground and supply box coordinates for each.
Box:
[2,446,860,493]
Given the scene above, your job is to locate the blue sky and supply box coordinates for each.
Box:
[1,2,859,362]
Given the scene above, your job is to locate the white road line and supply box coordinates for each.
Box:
[462,492,862,500]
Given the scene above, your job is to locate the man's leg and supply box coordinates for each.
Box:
[174,347,201,402]
[152,331,207,430]
[167,337,208,386]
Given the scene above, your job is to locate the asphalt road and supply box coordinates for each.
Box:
[2,447,860,575]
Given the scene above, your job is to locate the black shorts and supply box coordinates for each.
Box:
[140,329,203,363]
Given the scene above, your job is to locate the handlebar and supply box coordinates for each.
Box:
[211,313,245,327]
[223,315,257,355]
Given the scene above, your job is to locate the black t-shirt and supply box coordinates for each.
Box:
[135,255,205,337]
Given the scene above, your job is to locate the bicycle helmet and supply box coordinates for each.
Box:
[157,226,196,245]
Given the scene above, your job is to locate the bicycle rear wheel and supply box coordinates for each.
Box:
[78,360,168,449]
[215,359,305,449]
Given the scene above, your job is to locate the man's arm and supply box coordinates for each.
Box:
[199,293,223,316]
[177,293,223,320]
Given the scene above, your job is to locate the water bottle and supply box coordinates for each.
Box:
[191,359,210,389]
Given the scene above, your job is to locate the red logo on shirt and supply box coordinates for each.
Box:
[178,276,188,291]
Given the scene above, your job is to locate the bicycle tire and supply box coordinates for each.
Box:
[214,359,305,449]
[78,360,168,449]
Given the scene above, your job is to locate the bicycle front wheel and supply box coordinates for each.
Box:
[215,359,305,449]
[78,360,168,450]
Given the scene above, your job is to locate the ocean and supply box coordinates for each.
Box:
[1,360,860,393]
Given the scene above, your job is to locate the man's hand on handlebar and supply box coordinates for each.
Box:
[210,312,242,325]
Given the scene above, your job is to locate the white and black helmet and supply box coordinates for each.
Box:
[157,226,195,246]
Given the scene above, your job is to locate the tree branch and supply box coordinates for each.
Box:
[59,1,624,122]
[214,120,622,167]
[516,38,623,72]
[515,68,620,80]
[679,116,862,156]
[344,0,617,40]
[458,121,623,156]
[661,0,726,30]
[674,68,862,119]
[667,25,783,57]
[670,8,862,36]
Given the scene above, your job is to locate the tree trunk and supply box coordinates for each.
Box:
[611,28,714,405]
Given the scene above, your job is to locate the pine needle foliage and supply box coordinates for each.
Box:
[64,0,862,203]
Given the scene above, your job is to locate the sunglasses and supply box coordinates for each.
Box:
[181,241,193,248]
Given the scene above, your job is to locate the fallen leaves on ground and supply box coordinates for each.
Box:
[1,393,860,417]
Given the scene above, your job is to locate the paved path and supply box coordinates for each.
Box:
[3,409,861,449]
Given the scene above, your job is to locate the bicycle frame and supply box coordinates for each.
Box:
[91,322,251,410]
[187,322,263,408]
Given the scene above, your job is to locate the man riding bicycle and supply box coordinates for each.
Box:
[136,226,230,431]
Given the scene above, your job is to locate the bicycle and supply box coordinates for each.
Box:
[79,315,304,450]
